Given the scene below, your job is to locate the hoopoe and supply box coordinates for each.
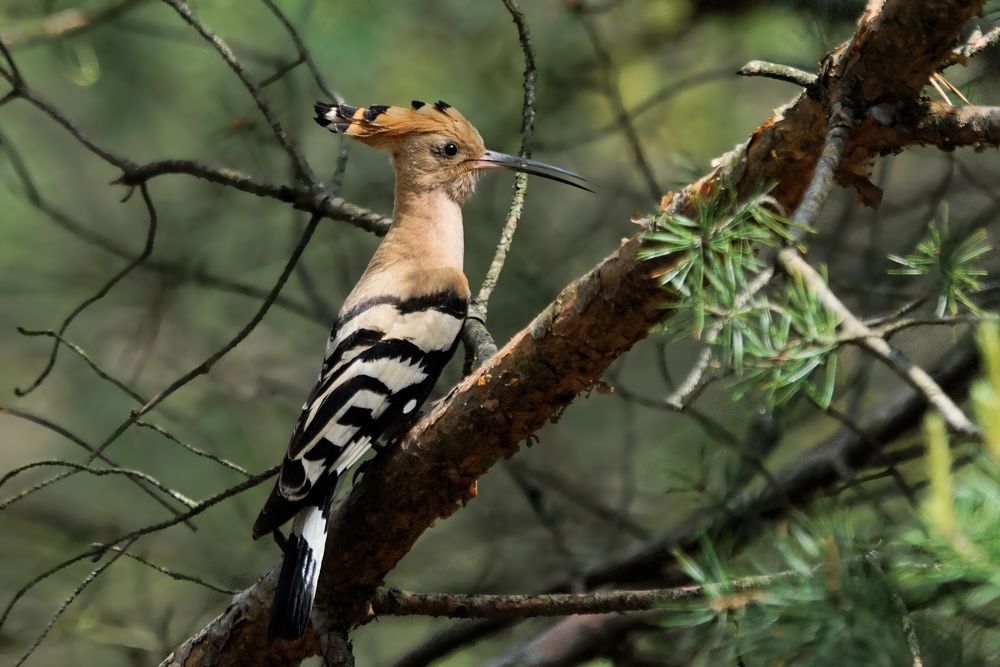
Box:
[252,99,590,640]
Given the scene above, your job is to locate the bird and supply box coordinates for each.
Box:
[252,99,591,641]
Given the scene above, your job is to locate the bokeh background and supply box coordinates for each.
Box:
[1,1,998,665]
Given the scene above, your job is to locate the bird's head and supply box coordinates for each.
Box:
[315,100,591,203]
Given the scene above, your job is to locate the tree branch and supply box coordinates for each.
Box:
[371,572,785,619]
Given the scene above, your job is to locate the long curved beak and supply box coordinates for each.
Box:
[472,150,594,192]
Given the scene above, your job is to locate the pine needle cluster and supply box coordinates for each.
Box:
[646,323,1000,667]
[640,189,840,406]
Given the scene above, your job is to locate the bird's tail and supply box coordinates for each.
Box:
[269,504,329,641]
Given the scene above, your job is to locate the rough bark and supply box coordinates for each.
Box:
[163,1,990,664]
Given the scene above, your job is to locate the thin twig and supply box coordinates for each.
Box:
[0,406,192,523]
[119,159,391,234]
[8,329,253,478]
[258,0,344,103]
[0,131,328,321]
[13,538,139,667]
[159,0,315,183]
[778,248,978,437]
[869,315,985,340]
[475,0,537,310]
[16,182,158,397]
[866,553,924,667]
[373,569,794,618]
[738,60,817,87]
[0,38,23,84]
[666,267,775,409]
[2,67,132,169]
[790,100,852,228]
[135,421,252,477]
[541,66,737,151]
[16,329,146,402]
[575,9,661,201]
[107,546,241,595]
[259,55,305,88]
[463,0,538,371]
[87,212,323,462]
[0,466,278,632]
[0,460,197,510]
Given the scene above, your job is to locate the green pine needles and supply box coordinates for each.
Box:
[639,188,840,406]
[640,193,991,409]
[647,323,1000,667]
[888,204,991,317]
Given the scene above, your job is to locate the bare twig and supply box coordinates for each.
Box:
[575,10,661,201]
[0,36,24,83]
[259,55,305,88]
[88,212,323,462]
[0,131,327,321]
[463,0,538,370]
[119,159,391,233]
[158,0,315,183]
[865,553,924,667]
[373,570,792,618]
[135,421,252,478]
[870,315,985,339]
[738,60,817,87]
[16,329,146,402]
[0,406,192,523]
[12,538,139,667]
[0,466,278,634]
[16,183,158,396]
[108,546,241,595]
[665,267,775,410]
[2,61,132,169]
[510,462,650,540]
[541,66,737,151]
[0,460,197,511]
[10,328,253,478]
[258,0,344,103]
[474,0,537,311]
[790,101,853,228]
[778,248,978,437]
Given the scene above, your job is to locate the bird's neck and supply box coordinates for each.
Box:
[379,185,465,271]
[345,186,464,311]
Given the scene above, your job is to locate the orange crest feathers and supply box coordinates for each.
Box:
[314,100,482,150]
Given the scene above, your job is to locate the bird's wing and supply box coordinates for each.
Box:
[252,287,466,537]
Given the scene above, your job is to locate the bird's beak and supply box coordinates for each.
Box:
[472,150,594,192]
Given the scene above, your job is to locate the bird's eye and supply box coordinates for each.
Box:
[443,142,459,157]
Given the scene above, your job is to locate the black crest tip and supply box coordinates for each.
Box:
[433,100,451,113]
[313,101,334,122]
[364,104,389,121]
[411,99,426,110]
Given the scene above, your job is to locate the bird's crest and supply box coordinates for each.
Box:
[314,100,482,150]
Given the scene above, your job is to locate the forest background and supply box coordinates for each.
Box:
[1,1,999,666]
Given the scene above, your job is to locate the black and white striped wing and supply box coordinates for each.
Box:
[252,291,466,537]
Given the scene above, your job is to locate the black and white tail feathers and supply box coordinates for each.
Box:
[268,492,335,641]
[254,288,468,641]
